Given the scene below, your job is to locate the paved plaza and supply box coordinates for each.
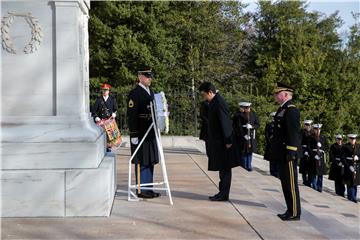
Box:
[2,146,359,239]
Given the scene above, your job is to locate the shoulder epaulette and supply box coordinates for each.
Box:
[288,104,296,108]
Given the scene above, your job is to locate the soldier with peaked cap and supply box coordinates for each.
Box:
[233,101,260,171]
[270,82,301,221]
[308,124,328,192]
[264,112,278,177]
[299,120,313,187]
[127,68,161,199]
[329,134,345,197]
[91,83,118,152]
[341,134,360,203]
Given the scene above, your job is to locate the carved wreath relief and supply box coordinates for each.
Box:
[1,12,43,54]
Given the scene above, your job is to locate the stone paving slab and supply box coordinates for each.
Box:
[1,147,360,239]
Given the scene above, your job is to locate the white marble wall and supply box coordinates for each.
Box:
[1,1,116,217]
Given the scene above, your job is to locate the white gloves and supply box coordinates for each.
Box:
[131,138,139,145]
[304,151,309,156]
[350,166,355,172]
[317,142,322,148]
[315,155,320,160]
[246,123,253,129]
[354,155,359,161]
[95,117,101,122]
[338,162,343,167]
[244,135,250,141]
[112,112,116,118]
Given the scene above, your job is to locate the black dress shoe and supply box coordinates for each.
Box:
[150,191,161,198]
[278,213,300,221]
[277,211,289,219]
[210,195,229,201]
[209,193,221,200]
[137,192,154,199]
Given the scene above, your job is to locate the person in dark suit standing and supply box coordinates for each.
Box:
[271,82,301,221]
[264,112,278,177]
[127,68,161,199]
[198,82,240,201]
[199,100,209,156]
[328,134,345,197]
[91,83,118,152]
[233,102,260,171]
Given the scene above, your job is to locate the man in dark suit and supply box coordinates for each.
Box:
[198,82,240,201]
[199,101,209,156]
[271,82,301,221]
[127,68,161,199]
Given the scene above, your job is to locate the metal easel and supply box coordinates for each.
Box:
[127,101,173,205]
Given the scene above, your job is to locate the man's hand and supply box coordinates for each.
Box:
[354,155,359,161]
[112,112,116,118]
[95,117,101,122]
[315,155,320,160]
[304,151,309,156]
[246,123,253,129]
[131,138,139,145]
[226,144,232,149]
[350,166,355,172]
[317,142,322,148]
[244,135,250,140]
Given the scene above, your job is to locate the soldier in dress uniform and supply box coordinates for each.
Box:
[308,124,328,192]
[299,120,313,187]
[127,68,161,199]
[271,82,301,221]
[91,83,118,152]
[233,102,260,171]
[328,134,345,197]
[264,112,278,177]
[341,134,360,203]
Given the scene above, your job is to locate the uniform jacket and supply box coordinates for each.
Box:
[91,95,117,120]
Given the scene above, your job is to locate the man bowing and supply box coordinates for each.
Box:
[198,82,240,201]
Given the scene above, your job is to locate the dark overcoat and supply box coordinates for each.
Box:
[207,93,240,171]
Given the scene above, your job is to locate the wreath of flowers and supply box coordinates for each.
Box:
[1,12,43,54]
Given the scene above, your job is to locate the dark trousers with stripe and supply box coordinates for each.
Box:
[278,159,301,217]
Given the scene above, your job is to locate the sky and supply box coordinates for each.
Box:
[243,0,360,40]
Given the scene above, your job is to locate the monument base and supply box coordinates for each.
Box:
[1,118,116,217]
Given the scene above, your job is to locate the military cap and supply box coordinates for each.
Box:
[274,82,294,93]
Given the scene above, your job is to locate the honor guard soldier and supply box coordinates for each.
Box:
[299,120,313,186]
[264,112,278,177]
[308,124,328,192]
[341,134,360,203]
[127,68,161,199]
[271,82,301,221]
[233,102,260,171]
[328,134,345,197]
[91,83,118,152]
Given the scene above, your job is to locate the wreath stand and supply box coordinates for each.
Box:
[126,102,173,205]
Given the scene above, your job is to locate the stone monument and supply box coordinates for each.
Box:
[1,0,116,217]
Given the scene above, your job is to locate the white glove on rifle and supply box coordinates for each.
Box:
[350,166,355,172]
[354,155,359,161]
[112,112,116,118]
[338,162,343,167]
[131,138,139,145]
[95,117,101,122]
[315,155,320,160]
[304,151,309,156]
[246,123,253,129]
[317,142,322,148]
[244,135,250,141]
